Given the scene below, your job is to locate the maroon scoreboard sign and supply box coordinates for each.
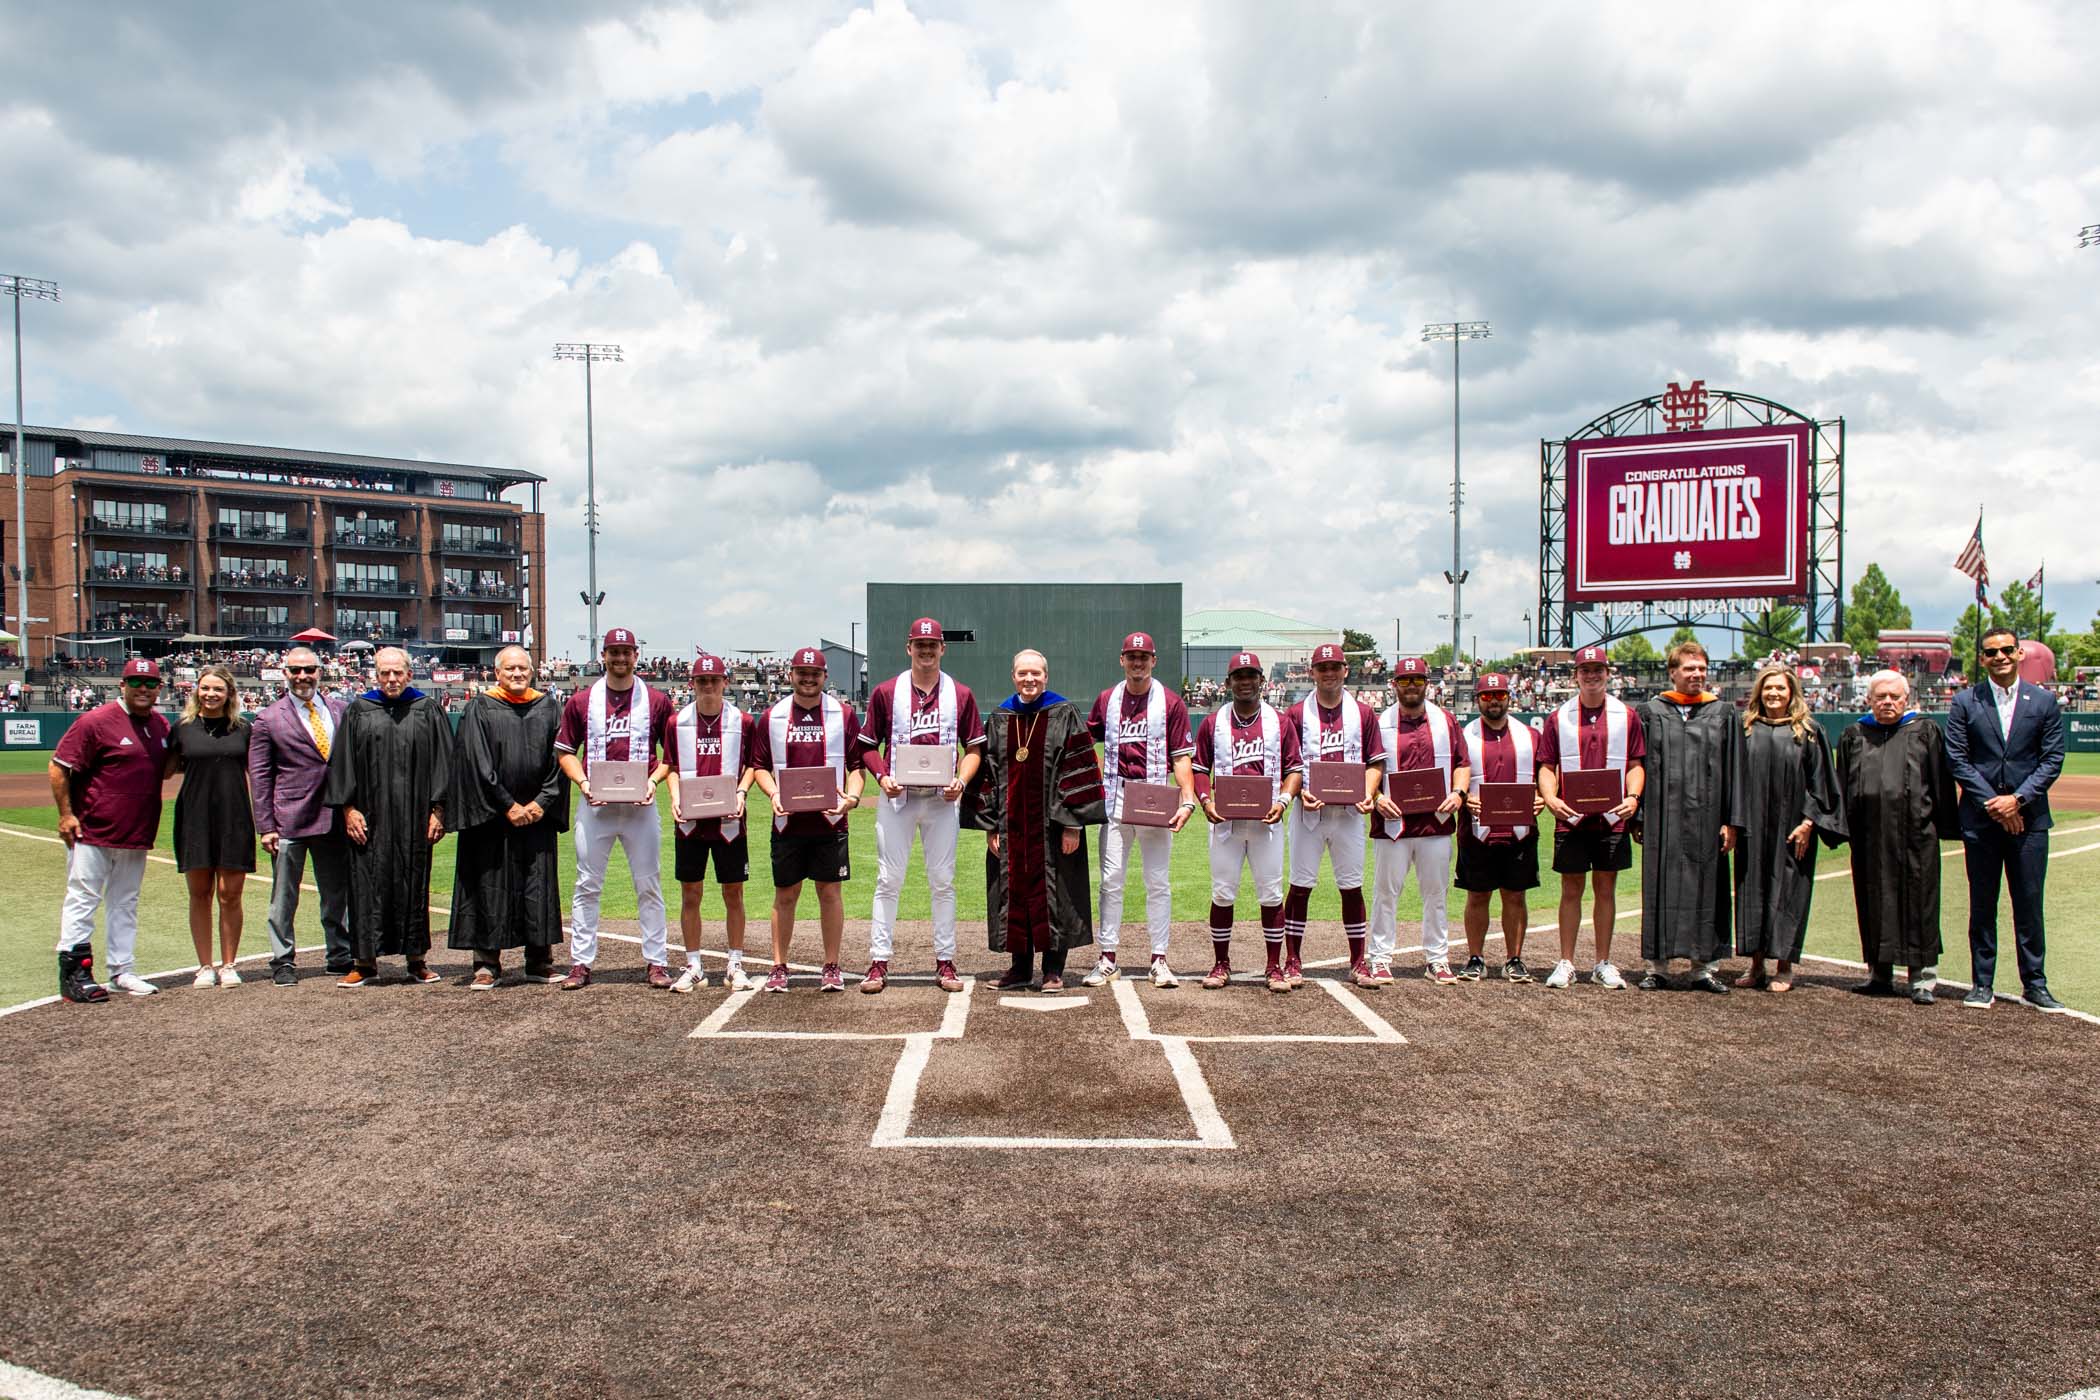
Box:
[1567,422,1811,603]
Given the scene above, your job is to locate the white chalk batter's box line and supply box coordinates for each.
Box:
[689,973,1405,1151]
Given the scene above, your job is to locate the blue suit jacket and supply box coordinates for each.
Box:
[1943,679,2064,837]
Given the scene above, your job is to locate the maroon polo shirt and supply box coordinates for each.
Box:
[52,702,172,849]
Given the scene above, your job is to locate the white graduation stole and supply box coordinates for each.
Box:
[585,678,654,767]
[1101,679,1168,820]
[1378,700,1455,839]
[675,701,743,840]
[1464,717,1535,842]
[1555,695,1630,830]
[768,693,847,831]
[1298,694,1365,764]
[1214,702,1283,806]
[883,670,957,810]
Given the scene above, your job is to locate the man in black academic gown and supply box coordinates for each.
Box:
[324,646,452,987]
[1633,640,1742,993]
[966,649,1106,992]
[1834,670,1960,1005]
[448,646,569,987]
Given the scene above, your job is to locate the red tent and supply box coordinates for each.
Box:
[289,627,337,644]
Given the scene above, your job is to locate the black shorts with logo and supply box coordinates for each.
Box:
[1455,831,1541,892]
[769,827,852,886]
[1550,823,1634,874]
[675,829,749,885]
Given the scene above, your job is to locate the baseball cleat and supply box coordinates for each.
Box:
[1200,960,1233,990]
[860,960,889,995]
[1082,957,1120,987]
[1284,956,1305,988]
[1265,964,1291,994]
[560,963,592,991]
[936,960,964,993]
[1370,961,1395,985]
[1428,960,1458,986]
[1149,957,1179,988]
[1350,959,1379,989]
[646,963,674,990]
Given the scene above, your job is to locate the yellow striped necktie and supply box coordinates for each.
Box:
[305,700,330,759]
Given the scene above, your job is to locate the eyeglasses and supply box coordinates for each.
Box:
[122,678,161,689]
[284,665,319,674]
[1980,645,2017,658]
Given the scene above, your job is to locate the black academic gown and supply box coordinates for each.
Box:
[1733,720,1847,961]
[447,689,569,952]
[964,696,1106,955]
[1637,695,1742,963]
[323,688,452,960]
[1834,716,1960,969]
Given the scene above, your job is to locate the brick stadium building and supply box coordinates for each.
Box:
[2,426,545,666]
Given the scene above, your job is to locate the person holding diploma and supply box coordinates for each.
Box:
[667,653,759,992]
[749,647,866,993]
[1456,672,1545,983]
[1537,645,1645,991]
[1192,652,1304,993]
[1365,657,1468,987]
[856,618,985,996]
[553,627,676,991]
[1281,643,1385,988]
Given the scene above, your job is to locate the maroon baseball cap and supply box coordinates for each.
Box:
[1574,645,1610,667]
[1227,651,1263,675]
[908,617,944,642]
[1121,631,1157,656]
[121,657,162,681]
[602,627,639,650]
[1310,643,1347,666]
[791,646,827,670]
[691,653,726,678]
[1394,657,1428,678]
[1475,671,1512,694]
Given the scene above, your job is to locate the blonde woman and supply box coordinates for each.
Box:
[169,665,257,985]
[1732,666,1845,991]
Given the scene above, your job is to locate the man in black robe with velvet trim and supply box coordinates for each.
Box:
[1633,640,1743,993]
[448,646,569,987]
[966,649,1105,992]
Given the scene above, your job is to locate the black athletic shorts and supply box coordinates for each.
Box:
[1550,823,1633,875]
[1455,832,1540,892]
[770,828,851,886]
[675,829,749,885]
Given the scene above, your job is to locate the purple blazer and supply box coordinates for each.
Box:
[248,692,348,840]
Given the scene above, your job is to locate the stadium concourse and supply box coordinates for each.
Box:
[2,916,2098,1399]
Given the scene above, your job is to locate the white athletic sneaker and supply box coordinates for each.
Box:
[1150,957,1179,988]
[1591,960,1625,990]
[723,962,754,992]
[112,971,159,997]
[192,967,217,989]
[219,964,242,986]
[1543,959,1576,989]
[671,965,708,994]
[1083,958,1120,987]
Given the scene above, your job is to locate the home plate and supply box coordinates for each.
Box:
[999,995,1089,1011]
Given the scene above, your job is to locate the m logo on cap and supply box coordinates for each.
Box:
[603,627,638,649]
[792,647,826,669]
[1575,645,1609,666]
[1121,631,1156,655]
[1229,651,1262,672]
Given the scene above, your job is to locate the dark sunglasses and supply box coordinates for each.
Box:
[123,677,161,689]
[1980,645,2017,658]
[284,665,319,674]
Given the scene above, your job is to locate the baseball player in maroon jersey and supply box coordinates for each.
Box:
[1192,651,1303,992]
[666,653,760,991]
[1537,645,1647,990]
[1456,671,1546,982]
[1282,643,1383,987]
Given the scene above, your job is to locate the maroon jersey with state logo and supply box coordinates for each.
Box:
[555,683,676,772]
[52,702,172,849]
[857,673,985,778]
[1087,683,1196,780]
[1283,695,1386,770]
[1194,704,1303,786]
[750,697,865,837]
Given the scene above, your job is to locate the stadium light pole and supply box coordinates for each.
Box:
[553,342,621,662]
[1423,319,1491,667]
[5,275,59,671]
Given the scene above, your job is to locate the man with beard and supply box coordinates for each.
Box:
[447,646,568,987]
[1632,640,1742,994]
[1282,643,1384,987]
[248,645,352,984]
[554,627,677,991]
[969,649,1105,992]
[1193,652,1303,992]
[1836,670,1960,1005]
[324,647,452,987]
[1368,657,1468,986]
[1537,646,1645,991]
[1457,672,1545,983]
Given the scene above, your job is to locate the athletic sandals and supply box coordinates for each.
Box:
[1200,961,1233,991]
[936,960,964,993]
[1543,959,1576,989]
[1149,957,1179,989]
[469,968,498,991]
[1082,958,1120,987]
[860,960,889,995]
[671,965,709,993]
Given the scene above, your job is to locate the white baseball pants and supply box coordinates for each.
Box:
[55,842,149,973]
[1098,819,1174,956]
[1370,834,1453,964]
[1209,820,1286,906]
[570,800,669,967]
[1288,805,1367,890]
[869,792,960,963]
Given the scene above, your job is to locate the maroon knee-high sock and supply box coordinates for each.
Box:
[1209,902,1234,965]
[1283,885,1311,962]
[1260,904,1285,967]
[1340,887,1368,964]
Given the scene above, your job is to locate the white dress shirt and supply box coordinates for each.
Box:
[1990,678,2018,739]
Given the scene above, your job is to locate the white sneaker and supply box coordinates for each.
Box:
[1591,960,1625,990]
[671,965,708,994]
[1543,959,1576,989]
[112,971,159,997]
[219,964,243,986]
[1150,957,1179,988]
[723,963,753,992]
[192,967,217,989]
[1083,958,1120,987]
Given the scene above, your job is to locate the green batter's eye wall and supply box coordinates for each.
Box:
[865,582,1183,707]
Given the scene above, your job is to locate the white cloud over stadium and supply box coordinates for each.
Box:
[3,0,2098,661]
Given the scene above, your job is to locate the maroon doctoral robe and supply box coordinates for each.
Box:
[965,695,1105,953]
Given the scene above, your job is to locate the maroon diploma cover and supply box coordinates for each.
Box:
[1477,782,1536,826]
[1120,781,1182,828]
[590,759,650,804]
[1387,766,1448,815]
[1211,774,1272,820]
[778,766,840,814]
[1561,768,1624,816]
[676,774,738,821]
[1306,760,1366,806]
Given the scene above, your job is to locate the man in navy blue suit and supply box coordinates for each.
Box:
[1943,626,2066,1012]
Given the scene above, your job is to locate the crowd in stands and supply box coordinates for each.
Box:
[91,611,185,633]
[85,563,187,584]
[215,567,308,589]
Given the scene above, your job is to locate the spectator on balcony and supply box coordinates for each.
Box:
[170,665,256,988]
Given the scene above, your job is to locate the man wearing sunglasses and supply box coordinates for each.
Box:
[248,646,353,984]
[51,657,173,1001]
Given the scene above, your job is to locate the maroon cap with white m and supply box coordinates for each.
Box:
[791,646,827,670]
[1475,671,1512,694]
[1310,643,1345,666]
[1121,631,1156,656]
[908,618,944,641]
[602,627,639,650]
[1394,657,1429,678]
[691,653,726,677]
[121,657,162,680]
[1574,644,1610,667]
[1228,651,1263,675]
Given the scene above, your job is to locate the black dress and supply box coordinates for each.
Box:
[172,717,257,873]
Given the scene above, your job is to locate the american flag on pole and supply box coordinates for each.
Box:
[1953,516,1988,606]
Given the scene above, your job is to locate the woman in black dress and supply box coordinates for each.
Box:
[170,664,256,986]
[1732,665,1846,992]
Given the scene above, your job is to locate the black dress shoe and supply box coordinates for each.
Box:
[2026,985,2067,1013]
[1637,972,1670,991]
[1961,985,1994,1009]
[1910,984,1936,1006]
[271,965,298,986]
[1849,979,1898,997]
[1691,973,1730,995]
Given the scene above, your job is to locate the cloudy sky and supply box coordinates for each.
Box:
[5,0,2097,661]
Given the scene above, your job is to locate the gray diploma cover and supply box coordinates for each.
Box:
[676,774,738,820]
[1120,780,1181,828]
[778,765,840,813]
[591,759,650,804]
[1306,760,1366,806]
[893,745,956,788]
[1212,774,1272,820]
